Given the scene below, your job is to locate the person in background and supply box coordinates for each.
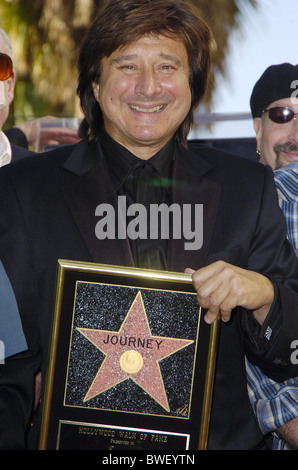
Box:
[0,25,78,415]
[0,30,28,360]
[252,63,298,171]
[5,115,81,152]
[0,27,36,165]
[1,1,298,450]
[246,63,298,450]
[0,27,80,159]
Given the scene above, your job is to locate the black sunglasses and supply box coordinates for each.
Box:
[0,53,13,81]
[262,106,298,124]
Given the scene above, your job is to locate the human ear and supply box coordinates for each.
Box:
[253,117,262,154]
[92,82,100,102]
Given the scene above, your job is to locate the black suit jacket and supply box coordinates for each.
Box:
[11,143,35,162]
[0,139,298,450]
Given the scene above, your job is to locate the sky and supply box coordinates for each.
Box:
[190,0,298,140]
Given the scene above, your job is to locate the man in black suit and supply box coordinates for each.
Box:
[1,0,298,450]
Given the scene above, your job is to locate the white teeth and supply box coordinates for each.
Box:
[130,104,164,113]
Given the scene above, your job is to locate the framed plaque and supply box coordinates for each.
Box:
[39,260,219,450]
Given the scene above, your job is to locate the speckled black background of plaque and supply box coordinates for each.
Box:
[64,282,200,418]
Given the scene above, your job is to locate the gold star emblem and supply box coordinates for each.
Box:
[77,291,193,411]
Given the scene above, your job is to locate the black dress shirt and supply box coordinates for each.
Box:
[100,130,174,270]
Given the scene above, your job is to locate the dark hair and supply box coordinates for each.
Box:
[77,0,212,147]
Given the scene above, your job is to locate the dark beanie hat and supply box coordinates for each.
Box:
[250,63,298,118]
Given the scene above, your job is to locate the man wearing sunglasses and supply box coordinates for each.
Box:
[252,62,298,171]
[0,31,28,364]
[0,29,36,165]
[251,63,298,258]
[246,63,298,450]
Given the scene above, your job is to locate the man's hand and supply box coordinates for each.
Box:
[185,261,274,325]
[277,416,298,449]
[15,116,81,151]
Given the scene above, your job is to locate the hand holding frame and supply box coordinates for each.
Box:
[185,261,274,325]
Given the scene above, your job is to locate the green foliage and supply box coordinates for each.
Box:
[0,0,257,126]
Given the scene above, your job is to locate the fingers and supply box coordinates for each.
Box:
[203,287,233,324]
[184,268,195,274]
[186,263,233,324]
[199,278,233,324]
[185,261,274,325]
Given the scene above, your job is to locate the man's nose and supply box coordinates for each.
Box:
[287,116,298,142]
[134,68,162,97]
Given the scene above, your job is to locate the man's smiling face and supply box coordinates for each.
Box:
[254,97,298,170]
[93,35,191,159]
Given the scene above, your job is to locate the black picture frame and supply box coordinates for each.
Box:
[39,260,219,450]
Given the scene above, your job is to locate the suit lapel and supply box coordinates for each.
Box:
[61,141,134,266]
[61,140,221,272]
[167,145,221,272]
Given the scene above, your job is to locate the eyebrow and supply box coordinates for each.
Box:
[111,54,138,65]
[111,52,183,67]
[159,53,183,67]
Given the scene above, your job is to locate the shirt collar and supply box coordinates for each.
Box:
[0,131,12,167]
[274,164,298,203]
[99,129,174,191]
[274,162,298,174]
